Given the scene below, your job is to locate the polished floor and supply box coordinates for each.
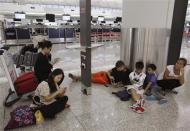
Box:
[0,42,190,131]
[180,41,190,65]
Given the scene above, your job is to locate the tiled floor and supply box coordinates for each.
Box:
[0,42,190,131]
[1,70,190,131]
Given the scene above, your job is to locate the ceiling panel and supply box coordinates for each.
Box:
[0,0,122,9]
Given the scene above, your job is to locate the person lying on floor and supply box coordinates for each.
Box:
[157,58,187,94]
[32,68,70,119]
[68,60,131,87]
[143,64,167,104]
[126,61,146,114]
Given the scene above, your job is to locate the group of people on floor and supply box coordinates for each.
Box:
[32,40,187,117]
[69,58,186,113]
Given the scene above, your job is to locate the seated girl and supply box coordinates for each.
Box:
[32,68,70,119]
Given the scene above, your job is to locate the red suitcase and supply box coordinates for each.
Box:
[14,72,38,95]
[4,72,38,107]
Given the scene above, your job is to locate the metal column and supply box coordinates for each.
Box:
[167,0,188,65]
[80,0,91,95]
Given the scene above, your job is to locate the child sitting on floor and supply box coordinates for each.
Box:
[126,61,146,114]
[144,64,167,104]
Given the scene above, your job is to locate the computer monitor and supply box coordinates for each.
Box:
[98,16,104,22]
[106,21,114,24]
[62,15,71,21]
[15,12,25,19]
[13,18,21,21]
[116,17,122,22]
[36,19,43,22]
[92,20,97,23]
[46,14,55,22]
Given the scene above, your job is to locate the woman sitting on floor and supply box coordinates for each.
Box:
[32,68,70,119]
[157,58,187,94]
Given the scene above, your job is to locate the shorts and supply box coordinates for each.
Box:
[127,85,144,95]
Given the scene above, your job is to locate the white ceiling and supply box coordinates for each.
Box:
[0,0,122,9]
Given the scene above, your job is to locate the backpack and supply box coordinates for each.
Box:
[4,105,36,130]
[112,90,131,101]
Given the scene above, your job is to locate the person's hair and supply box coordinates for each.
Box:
[147,64,157,71]
[47,68,64,93]
[178,58,187,67]
[38,40,52,49]
[115,60,125,68]
[135,61,144,70]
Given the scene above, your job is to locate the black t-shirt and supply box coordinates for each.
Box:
[34,52,53,83]
[111,67,131,85]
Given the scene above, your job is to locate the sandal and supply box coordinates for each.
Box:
[68,73,79,81]
[65,104,70,108]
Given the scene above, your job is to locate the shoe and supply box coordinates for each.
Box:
[146,95,157,101]
[65,104,71,108]
[68,73,74,79]
[172,89,178,94]
[131,106,145,114]
[104,84,109,87]
[68,73,78,81]
[130,102,138,109]
[159,99,167,104]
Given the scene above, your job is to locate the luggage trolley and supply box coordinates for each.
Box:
[0,49,38,107]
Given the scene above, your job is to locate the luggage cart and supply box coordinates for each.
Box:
[0,49,38,107]
[0,49,19,106]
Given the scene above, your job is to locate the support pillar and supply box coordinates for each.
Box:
[80,0,91,95]
[167,0,188,65]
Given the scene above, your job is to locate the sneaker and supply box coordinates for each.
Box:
[131,106,145,114]
[159,99,167,104]
[104,84,109,87]
[130,102,138,109]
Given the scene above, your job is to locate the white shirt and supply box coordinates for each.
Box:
[129,71,146,88]
[34,81,59,105]
[167,65,181,77]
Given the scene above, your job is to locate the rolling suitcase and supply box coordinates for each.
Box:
[4,72,38,107]
[14,72,38,95]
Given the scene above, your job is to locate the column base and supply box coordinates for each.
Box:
[81,84,91,95]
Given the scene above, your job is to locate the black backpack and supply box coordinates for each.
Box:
[112,90,131,101]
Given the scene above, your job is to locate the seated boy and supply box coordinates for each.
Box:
[69,60,131,86]
[144,64,167,104]
[127,61,146,113]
